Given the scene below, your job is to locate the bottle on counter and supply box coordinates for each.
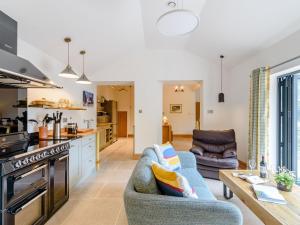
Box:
[260,155,267,178]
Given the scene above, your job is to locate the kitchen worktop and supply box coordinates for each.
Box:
[48,128,99,138]
[97,123,115,126]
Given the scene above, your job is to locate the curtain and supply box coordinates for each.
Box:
[248,67,270,166]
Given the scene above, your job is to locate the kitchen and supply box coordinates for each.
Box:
[0,11,98,225]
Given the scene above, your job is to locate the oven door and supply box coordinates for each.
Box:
[49,152,69,216]
[4,161,48,207]
[4,187,48,225]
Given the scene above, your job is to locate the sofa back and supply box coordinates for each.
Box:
[192,129,236,154]
[131,147,160,194]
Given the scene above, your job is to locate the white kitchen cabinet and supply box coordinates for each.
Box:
[69,134,97,190]
[69,139,82,188]
[81,134,96,179]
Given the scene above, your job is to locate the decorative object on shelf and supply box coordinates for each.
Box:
[157,0,199,36]
[170,104,182,113]
[30,98,55,107]
[59,37,79,79]
[83,91,94,106]
[274,167,295,192]
[174,85,184,92]
[76,50,92,84]
[29,98,86,110]
[218,55,225,103]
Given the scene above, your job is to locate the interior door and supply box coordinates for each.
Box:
[195,102,200,129]
[117,111,127,137]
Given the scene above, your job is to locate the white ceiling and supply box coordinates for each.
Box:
[1,0,300,78]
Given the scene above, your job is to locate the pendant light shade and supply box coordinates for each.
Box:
[218,55,225,103]
[76,50,92,84]
[59,37,79,79]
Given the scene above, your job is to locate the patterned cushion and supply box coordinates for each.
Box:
[151,161,198,199]
[153,143,181,171]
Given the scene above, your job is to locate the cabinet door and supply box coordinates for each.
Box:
[69,139,81,189]
[81,135,96,178]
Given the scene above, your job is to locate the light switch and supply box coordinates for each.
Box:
[138,109,143,113]
[207,109,214,114]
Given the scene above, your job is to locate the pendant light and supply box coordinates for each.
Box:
[59,37,79,79]
[76,50,92,84]
[218,55,225,103]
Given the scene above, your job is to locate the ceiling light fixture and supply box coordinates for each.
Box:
[59,37,79,79]
[218,55,225,103]
[76,50,92,84]
[175,85,184,92]
[157,0,199,36]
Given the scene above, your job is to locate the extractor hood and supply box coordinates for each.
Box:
[0,11,61,89]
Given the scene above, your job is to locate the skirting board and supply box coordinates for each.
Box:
[173,134,193,138]
[132,153,141,160]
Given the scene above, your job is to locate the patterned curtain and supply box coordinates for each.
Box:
[248,67,270,166]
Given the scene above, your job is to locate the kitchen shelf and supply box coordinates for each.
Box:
[28,105,87,111]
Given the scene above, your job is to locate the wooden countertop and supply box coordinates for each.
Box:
[97,123,114,127]
[48,128,99,138]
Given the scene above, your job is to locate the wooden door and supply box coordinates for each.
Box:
[117,111,127,137]
[195,102,200,129]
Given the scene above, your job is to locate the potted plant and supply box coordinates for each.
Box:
[274,167,296,192]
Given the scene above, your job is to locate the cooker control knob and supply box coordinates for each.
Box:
[35,154,41,160]
[22,158,29,165]
[50,149,55,155]
[29,155,35,163]
[14,160,22,169]
[41,152,47,158]
[55,147,60,153]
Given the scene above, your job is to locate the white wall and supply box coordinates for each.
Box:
[17,39,96,132]
[227,29,300,163]
[163,84,197,135]
[94,49,232,154]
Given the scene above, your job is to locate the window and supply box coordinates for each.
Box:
[278,71,300,184]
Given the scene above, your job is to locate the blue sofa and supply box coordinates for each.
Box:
[124,147,243,225]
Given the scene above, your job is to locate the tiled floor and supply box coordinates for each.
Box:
[47,137,262,225]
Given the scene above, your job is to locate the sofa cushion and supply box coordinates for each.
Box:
[153,143,181,171]
[179,168,216,200]
[132,157,160,194]
[223,148,237,158]
[195,153,238,169]
[151,162,198,199]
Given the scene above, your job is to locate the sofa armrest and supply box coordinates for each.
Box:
[177,151,196,169]
[124,190,243,225]
[223,148,237,158]
[190,146,204,156]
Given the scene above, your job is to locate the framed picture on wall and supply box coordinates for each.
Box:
[83,91,94,106]
[170,104,182,113]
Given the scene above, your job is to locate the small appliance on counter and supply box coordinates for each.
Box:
[67,123,78,135]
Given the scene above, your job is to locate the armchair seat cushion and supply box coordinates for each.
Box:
[195,153,239,169]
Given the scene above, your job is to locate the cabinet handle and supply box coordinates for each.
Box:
[58,155,69,161]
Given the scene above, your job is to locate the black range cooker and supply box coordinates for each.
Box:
[0,132,70,225]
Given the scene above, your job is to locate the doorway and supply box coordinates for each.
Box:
[162,81,202,150]
[96,82,135,155]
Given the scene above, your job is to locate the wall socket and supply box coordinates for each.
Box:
[63,117,68,123]
[207,109,214,114]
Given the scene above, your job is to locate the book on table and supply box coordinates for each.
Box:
[252,184,287,204]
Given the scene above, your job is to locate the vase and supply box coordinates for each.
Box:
[277,182,292,192]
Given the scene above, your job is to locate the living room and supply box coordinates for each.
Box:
[0,0,300,225]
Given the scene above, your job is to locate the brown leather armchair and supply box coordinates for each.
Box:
[189,129,238,180]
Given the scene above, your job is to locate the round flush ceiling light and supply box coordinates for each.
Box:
[157,9,199,36]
